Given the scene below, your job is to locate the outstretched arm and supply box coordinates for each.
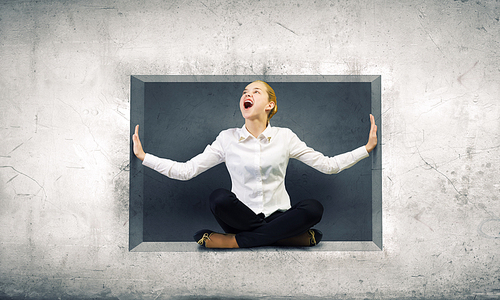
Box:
[289,114,377,174]
[132,124,146,161]
[136,128,225,181]
[365,114,378,153]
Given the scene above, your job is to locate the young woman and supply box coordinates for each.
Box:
[132,80,378,249]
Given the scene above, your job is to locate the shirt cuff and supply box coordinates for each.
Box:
[353,145,370,161]
[142,153,158,169]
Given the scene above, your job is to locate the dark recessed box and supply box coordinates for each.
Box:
[130,75,382,252]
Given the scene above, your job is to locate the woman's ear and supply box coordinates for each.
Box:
[265,101,275,112]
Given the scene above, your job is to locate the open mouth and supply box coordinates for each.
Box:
[244,99,254,109]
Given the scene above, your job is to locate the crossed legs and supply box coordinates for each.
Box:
[202,188,324,248]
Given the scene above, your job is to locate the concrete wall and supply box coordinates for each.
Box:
[1,0,499,299]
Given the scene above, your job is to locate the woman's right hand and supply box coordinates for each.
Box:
[133,124,146,161]
[365,114,378,153]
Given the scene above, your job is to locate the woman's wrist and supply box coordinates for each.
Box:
[137,151,145,162]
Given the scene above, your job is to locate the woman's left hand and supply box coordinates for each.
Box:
[133,124,146,161]
[365,114,378,153]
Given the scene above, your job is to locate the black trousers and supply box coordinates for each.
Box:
[209,188,324,248]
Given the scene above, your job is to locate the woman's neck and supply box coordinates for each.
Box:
[245,118,268,138]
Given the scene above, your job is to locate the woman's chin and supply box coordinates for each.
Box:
[240,109,267,122]
[240,109,252,119]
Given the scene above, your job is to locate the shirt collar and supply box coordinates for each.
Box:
[238,123,274,143]
[261,124,274,141]
[238,125,251,142]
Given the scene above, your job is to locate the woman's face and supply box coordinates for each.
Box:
[240,81,274,121]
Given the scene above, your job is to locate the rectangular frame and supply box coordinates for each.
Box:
[130,75,382,252]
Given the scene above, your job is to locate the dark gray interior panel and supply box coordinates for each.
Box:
[130,75,382,251]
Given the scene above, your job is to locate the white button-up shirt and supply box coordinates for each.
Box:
[143,124,369,217]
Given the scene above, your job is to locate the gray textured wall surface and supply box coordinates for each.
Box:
[0,0,499,299]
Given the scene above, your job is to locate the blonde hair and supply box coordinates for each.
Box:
[252,80,277,120]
